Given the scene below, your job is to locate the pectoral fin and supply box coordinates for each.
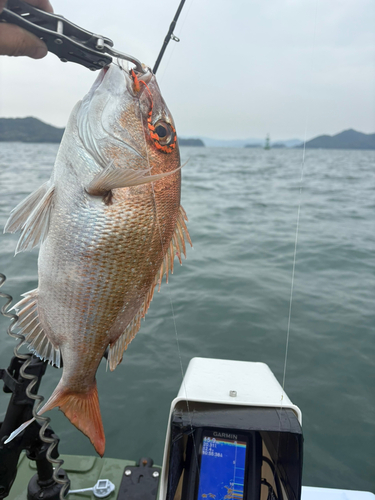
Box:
[4,182,55,254]
[15,185,54,253]
[4,182,49,234]
[86,162,182,197]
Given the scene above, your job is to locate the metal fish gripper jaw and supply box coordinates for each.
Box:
[0,0,145,73]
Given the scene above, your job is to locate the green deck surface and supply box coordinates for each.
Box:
[12,453,143,499]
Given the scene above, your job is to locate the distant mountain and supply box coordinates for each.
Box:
[179,138,205,147]
[4,119,371,150]
[244,138,302,149]
[197,137,303,148]
[301,129,375,150]
[278,139,303,148]
[200,137,260,148]
[0,118,207,147]
[0,117,64,143]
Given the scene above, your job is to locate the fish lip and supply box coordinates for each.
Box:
[137,66,153,85]
[116,59,153,81]
[84,66,110,103]
[117,63,153,95]
[87,63,152,100]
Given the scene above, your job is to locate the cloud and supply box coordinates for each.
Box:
[0,0,373,140]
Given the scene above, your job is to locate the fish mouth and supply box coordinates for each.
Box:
[90,65,109,93]
[78,63,153,162]
[117,61,153,92]
[89,63,153,98]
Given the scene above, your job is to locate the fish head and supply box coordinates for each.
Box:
[76,63,180,176]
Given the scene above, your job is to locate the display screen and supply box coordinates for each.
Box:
[197,433,247,500]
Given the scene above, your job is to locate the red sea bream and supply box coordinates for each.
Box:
[4,63,191,456]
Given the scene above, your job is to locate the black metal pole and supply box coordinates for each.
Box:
[153,0,186,74]
[0,355,68,500]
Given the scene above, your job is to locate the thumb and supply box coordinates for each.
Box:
[0,24,48,59]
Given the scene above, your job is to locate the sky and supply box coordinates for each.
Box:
[0,0,374,141]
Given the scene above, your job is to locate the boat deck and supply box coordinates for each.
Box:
[14,453,138,500]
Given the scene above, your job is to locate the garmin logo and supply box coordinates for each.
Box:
[213,432,238,440]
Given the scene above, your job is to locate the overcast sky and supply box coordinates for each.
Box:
[0,0,374,141]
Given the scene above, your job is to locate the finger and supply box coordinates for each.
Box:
[23,0,54,13]
[0,0,53,14]
[0,24,48,58]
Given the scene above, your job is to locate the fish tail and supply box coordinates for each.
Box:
[40,380,105,457]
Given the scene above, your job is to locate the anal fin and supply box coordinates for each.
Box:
[13,289,61,368]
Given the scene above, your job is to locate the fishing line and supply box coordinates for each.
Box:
[270,132,310,498]
[271,1,319,493]
[136,89,201,478]
[281,0,319,395]
[282,140,307,393]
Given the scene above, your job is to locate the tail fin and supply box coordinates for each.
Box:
[40,380,105,457]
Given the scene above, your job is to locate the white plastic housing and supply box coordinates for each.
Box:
[159,357,302,499]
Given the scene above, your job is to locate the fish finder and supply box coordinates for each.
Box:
[197,430,252,499]
[160,358,303,500]
[182,427,262,500]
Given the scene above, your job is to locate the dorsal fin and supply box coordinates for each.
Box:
[108,205,192,371]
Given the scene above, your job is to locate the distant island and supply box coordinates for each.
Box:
[0,118,206,147]
[244,139,302,148]
[0,117,64,143]
[179,138,205,147]
[244,142,286,148]
[0,118,373,150]
[244,129,375,150]
[299,129,375,150]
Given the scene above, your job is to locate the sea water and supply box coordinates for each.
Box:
[0,143,374,491]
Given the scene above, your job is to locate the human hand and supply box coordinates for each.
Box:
[0,0,53,59]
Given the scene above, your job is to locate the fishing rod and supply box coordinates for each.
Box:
[153,0,186,74]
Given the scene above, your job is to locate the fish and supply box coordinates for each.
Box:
[4,63,191,456]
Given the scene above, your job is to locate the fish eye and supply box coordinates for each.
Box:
[155,124,168,138]
[154,121,173,146]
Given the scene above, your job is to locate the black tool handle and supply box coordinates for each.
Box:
[0,0,112,70]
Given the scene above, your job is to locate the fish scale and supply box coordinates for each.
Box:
[4,63,191,456]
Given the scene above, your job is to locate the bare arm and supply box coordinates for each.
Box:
[0,0,53,59]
